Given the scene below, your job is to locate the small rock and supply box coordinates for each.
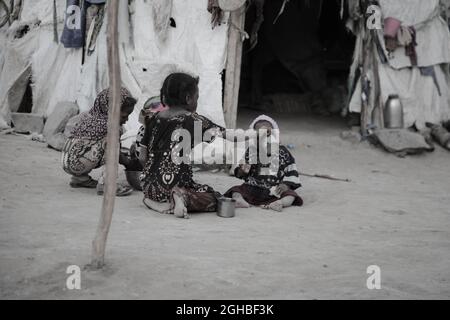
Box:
[371,129,433,155]
[47,133,67,151]
[43,102,79,139]
[30,133,46,143]
[11,113,45,134]
[340,130,362,144]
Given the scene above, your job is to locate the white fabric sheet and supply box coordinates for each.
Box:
[0,0,230,133]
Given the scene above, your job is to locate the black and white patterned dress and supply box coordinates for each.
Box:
[224,146,303,206]
[140,109,224,211]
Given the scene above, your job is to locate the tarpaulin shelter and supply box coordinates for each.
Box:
[236,0,450,132]
[1,0,450,137]
[0,0,239,136]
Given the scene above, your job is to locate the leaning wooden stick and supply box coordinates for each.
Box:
[91,0,121,269]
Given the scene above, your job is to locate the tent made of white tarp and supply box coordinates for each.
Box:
[0,0,230,133]
[2,0,450,134]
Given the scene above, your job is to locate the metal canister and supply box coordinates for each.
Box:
[384,94,404,129]
[217,198,236,218]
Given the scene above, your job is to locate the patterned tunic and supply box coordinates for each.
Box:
[62,87,131,177]
[224,145,303,207]
[62,138,106,177]
[141,110,224,203]
[239,145,301,190]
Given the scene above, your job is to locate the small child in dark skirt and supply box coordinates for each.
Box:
[224,115,303,212]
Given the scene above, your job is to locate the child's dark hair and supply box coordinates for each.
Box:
[160,73,199,107]
[122,96,137,111]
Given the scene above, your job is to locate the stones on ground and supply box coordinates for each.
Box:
[43,102,79,139]
[11,113,45,134]
[30,133,46,143]
[47,133,67,151]
[42,102,79,151]
[427,123,450,151]
[340,129,362,144]
[371,129,434,156]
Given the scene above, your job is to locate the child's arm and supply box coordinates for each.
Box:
[139,118,154,167]
[234,148,253,179]
[139,146,149,167]
[279,147,301,190]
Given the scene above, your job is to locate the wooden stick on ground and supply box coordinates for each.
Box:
[300,172,351,183]
[90,0,121,269]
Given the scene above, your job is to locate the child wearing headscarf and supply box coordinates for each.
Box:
[119,96,168,190]
[133,96,168,164]
[62,87,137,196]
[224,115,303,212]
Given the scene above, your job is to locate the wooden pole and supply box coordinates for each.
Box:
[223,7,246,129]
[371,30,384,129]
[359,7,370,137]
[90,0,121,269]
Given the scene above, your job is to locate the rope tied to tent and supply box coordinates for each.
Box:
[230,20,249,42]
[273,0,289,24]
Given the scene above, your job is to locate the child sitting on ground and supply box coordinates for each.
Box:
[224,115,303,212]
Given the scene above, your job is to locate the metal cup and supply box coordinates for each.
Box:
[217,198,236,218]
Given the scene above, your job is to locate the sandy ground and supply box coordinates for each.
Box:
[1,111,450,300]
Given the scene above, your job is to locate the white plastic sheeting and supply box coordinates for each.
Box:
[129,0,229,128]
[0,0,229,132]
[0,0,84,128]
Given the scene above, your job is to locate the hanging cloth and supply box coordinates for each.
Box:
[60,0,87,48]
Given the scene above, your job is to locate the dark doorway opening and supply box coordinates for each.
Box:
[239,0,355,116]
[17,78,33,114]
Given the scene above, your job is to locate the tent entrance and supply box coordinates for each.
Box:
[5,65,33,115]
[238,0,355,117]
[17,78,33,114]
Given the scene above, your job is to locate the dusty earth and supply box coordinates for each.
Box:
[1,111,449,300]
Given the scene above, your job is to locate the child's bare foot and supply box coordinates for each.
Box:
[173,192,189,219]
[236,200,251,208]
[232,193,251,208]
[143,198,171,213]
[262,201,283,212]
